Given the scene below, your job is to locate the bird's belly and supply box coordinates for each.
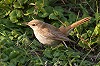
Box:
[36,35,55,45]
[34,33,59,45]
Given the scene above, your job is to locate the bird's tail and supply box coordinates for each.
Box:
[59,17,91,35]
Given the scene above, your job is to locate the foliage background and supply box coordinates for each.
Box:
[0,0,100,66]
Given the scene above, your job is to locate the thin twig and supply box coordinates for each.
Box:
[62,41,68,48]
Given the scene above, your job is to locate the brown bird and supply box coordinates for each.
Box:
[26,17,91,46]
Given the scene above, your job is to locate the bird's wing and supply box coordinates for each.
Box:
[40,23,73,42]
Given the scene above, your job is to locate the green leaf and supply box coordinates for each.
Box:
[81,33,88,39]
[10,16,18,22]
[54,6,64,13]
[8,63,16,66]
[17,10,22,18]
[38,12,49,18]
[22,37,30,44]
[18,0,28,5]
[87,30,92,37]
[9,10,22,18]
[45,6,53,14]
[43,48,52,58]
[1,54,9,61]
[4,0,15,4]
[97,37,100,45]
[9,10,16,18]
[17,55,28,64]
[35,1,44,8]
[32,39,41,47]
[9,50,19,59]
[95,12,100,22]
[11,30,21,38]
[13,2,24,8]
[53,50,61,57]
[9,10,22,22]
[43,0,49,6]
[25,8,34,15]
[53,10,63,18]
[3,47,13,55]
[49,13,58,19]
[68,12,77,22]
[93,23,100,35]
[0,62,7,66]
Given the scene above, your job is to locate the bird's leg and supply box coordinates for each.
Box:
[62,41,68,48]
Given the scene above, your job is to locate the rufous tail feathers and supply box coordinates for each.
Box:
[59,17,91,35]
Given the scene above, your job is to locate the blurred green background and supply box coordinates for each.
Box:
[0,0,100,66]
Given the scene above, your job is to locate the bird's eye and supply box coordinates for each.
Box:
[32,24,36,26]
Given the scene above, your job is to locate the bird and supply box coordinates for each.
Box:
[26,17,91,46]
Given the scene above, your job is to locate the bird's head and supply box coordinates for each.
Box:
[26,19,44,30]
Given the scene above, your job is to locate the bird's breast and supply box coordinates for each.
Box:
[34,30,57,45]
